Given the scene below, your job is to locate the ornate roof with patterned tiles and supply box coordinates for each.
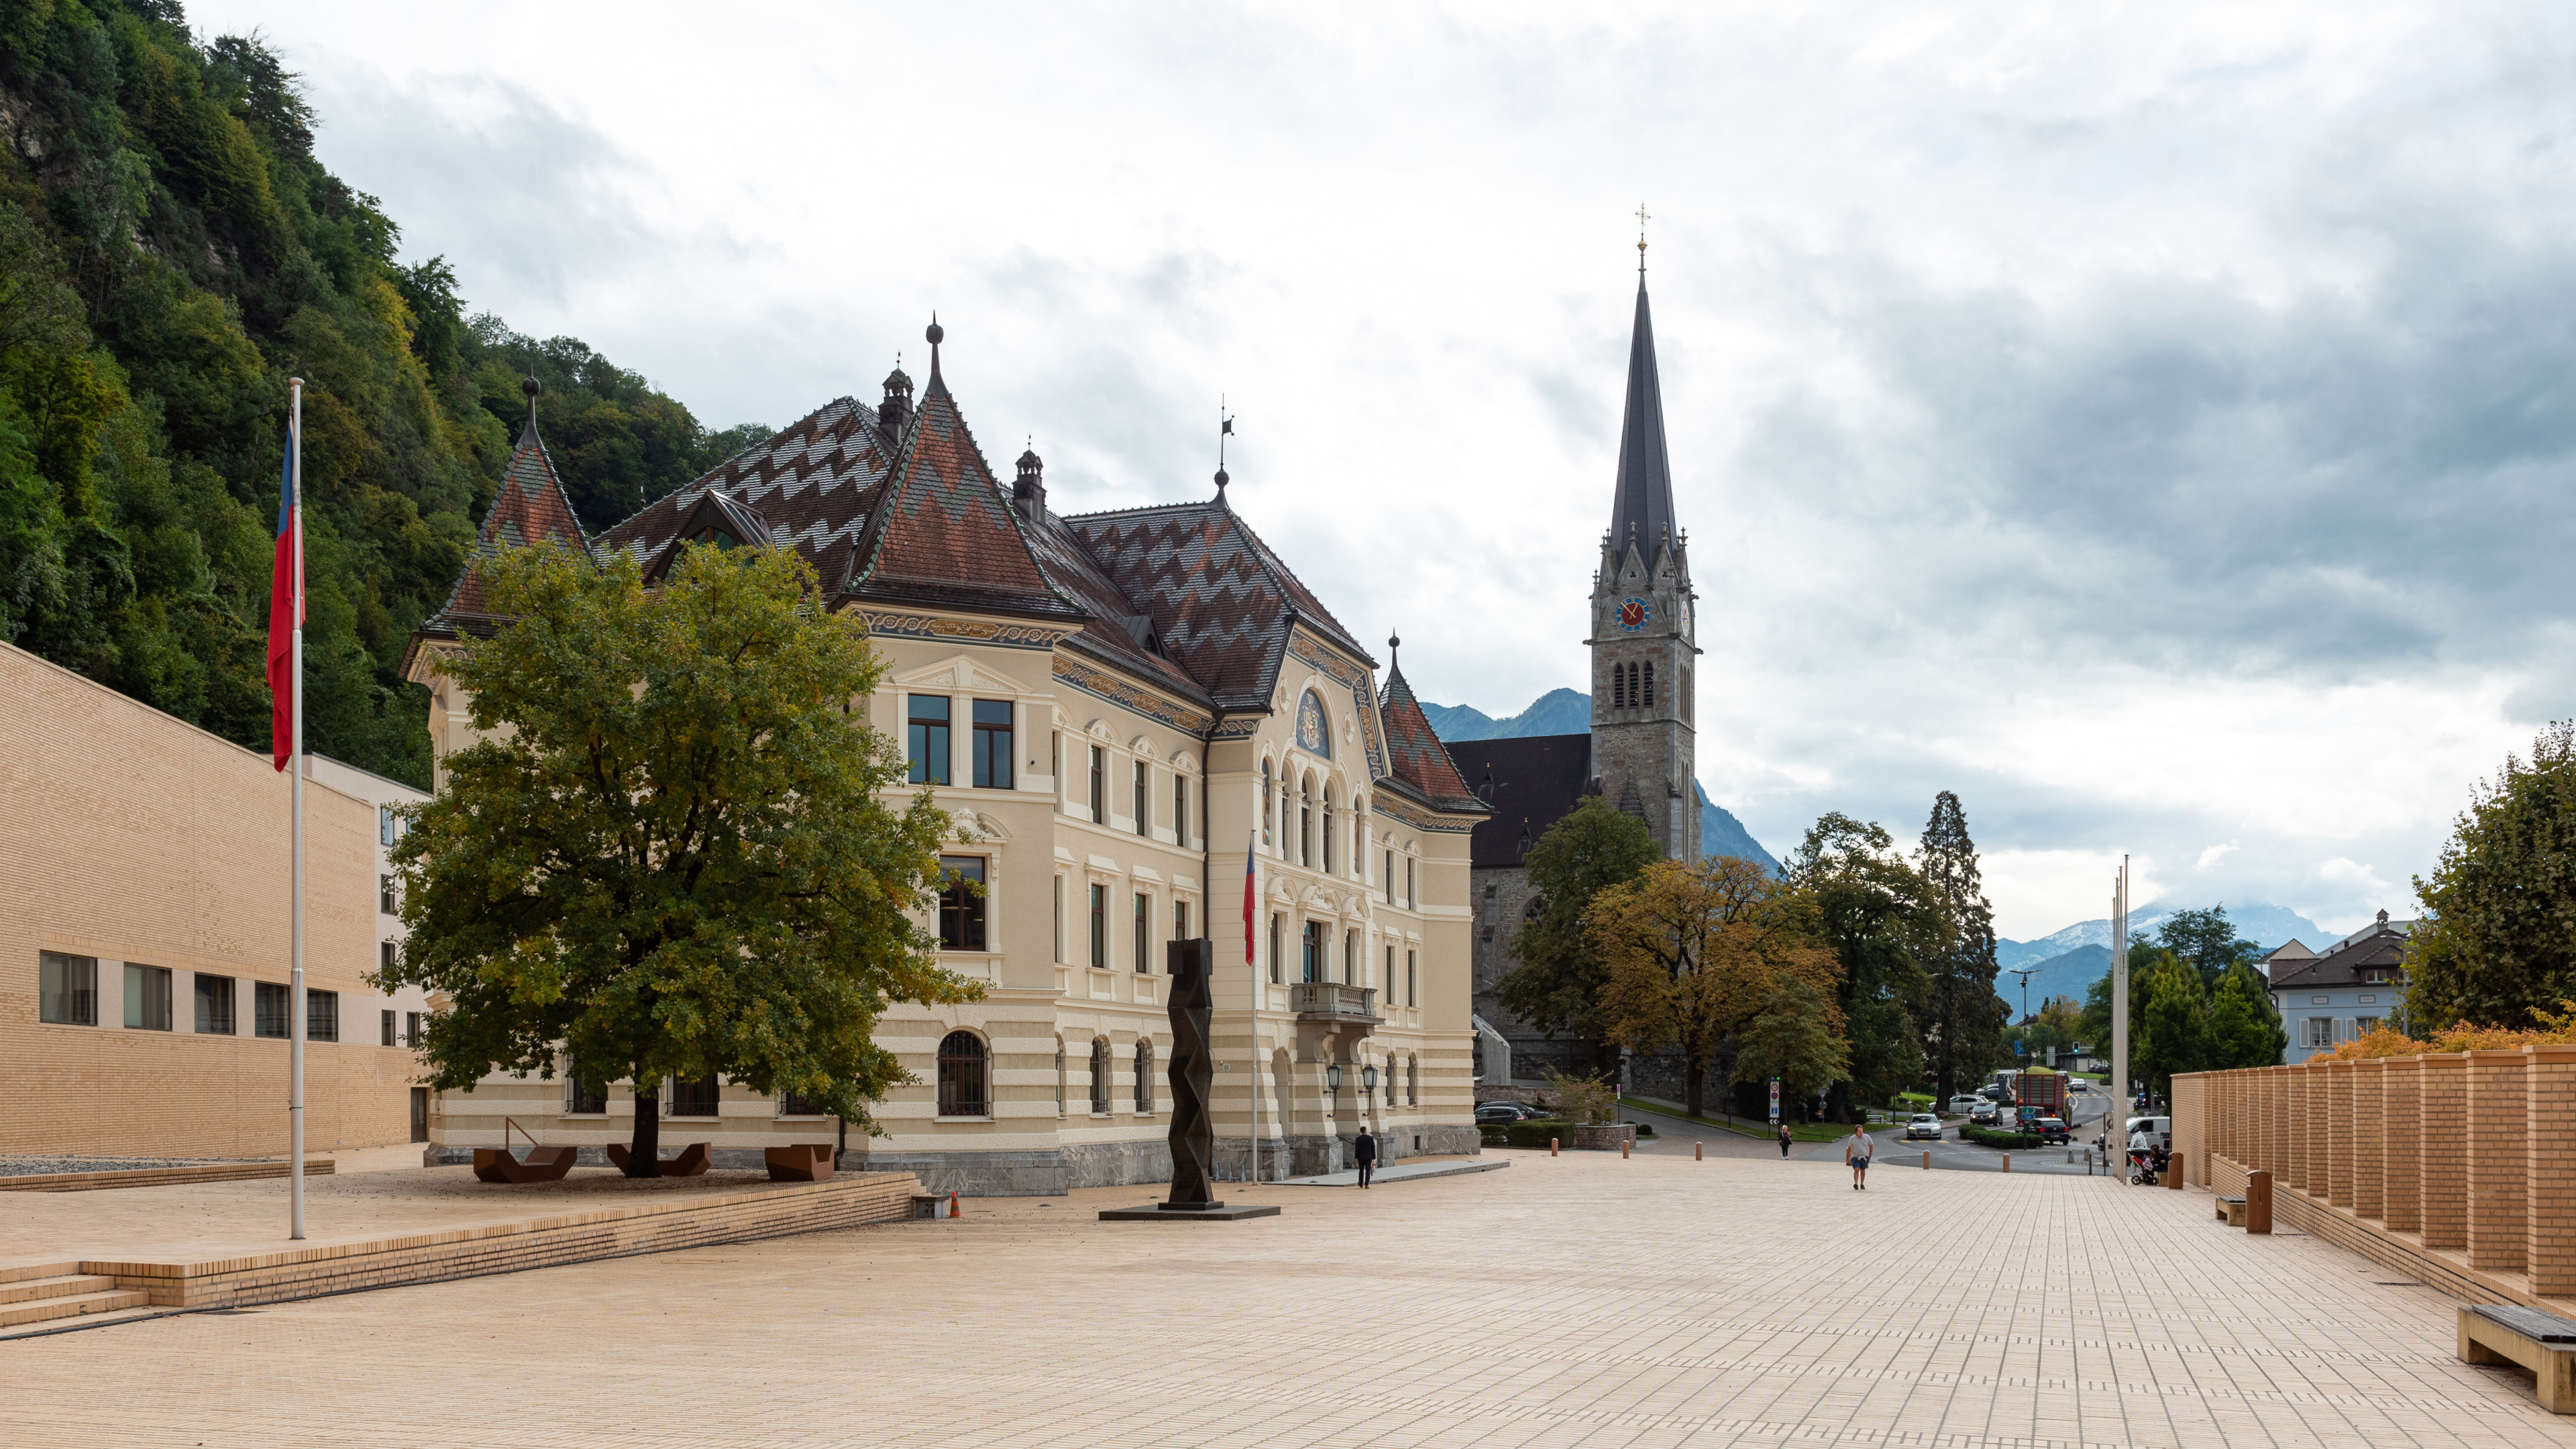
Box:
[416,378,592,646]
[1375,633,1483,812]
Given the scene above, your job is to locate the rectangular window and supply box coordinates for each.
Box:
[381,1009,397,1046]
[669,1074,720,1117]
[1407,950,1417,1007]
[1173,899,1191,943]
[255,981,290,1038]
[38,951,97,1026]
[907,695,951,786]
[780,1089,824,1117]
[404,1011,422,1048]
[1051,730,1061,783]
[972,699,1014,789]
[1089,746,1106,824]
[1344,929,1357,986]
[1175,777,1190,849]
[2301,1017,2333,1049]
[938,856,987,951]
[380,806,396,847]
[123,964,172,1031]
[1302,921,1323,985]
[1386,945,1395,996]
[1134,761,1150,837]
[1407,858,1416,910]
[195,974,235,1035]
[568,1069,610,1116]
[307,989,338,1043]
[2356,1016,2381,1034]
[1269,912,1283,985]
[1134,894,1151,972]
[1089,884,1109,970]
[1053,876,1065,963]
[1385,851,1394,904]
[379,875,397,914]
[380,941,397,973]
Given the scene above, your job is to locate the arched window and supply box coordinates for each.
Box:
[1055,1039,1066,1116]
[1134,1040,1154,1113]
[937,1031,987,1117]
[1299,774,1315,867]
[1385,1057,1396,1106]
[1407,1056,1419,1106]
[1322,786,1335,873]
[1611,665,1625,709]
[1088,1038,1110,1114]
[1644,661,1654,709]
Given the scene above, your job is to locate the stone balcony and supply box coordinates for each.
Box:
[1289,981,1380,1026]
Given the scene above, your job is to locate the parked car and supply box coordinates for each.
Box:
[1945,1095,1982,1116]
[1904,1114,1943,1141]
[1475,1102,1542,1125]
[2066,1079,2091,1093]
[2037,1116,2070,1144]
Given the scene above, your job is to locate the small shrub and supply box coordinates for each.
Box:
[1960,1124,2041,1150]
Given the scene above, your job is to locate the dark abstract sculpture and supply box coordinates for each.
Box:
[1163,937,1218,1209]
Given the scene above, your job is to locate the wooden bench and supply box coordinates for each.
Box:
[763,1144,835,1183]
[2459,1304,2576,1411]
[2215,1196,2246,1228]
[604,1142,710,1177]
[471,1146,578,1184]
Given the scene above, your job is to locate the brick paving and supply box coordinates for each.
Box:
[6,1150,2575,1448]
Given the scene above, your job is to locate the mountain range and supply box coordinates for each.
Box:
[1993,903,2333,1017]
[1421,690,1780,872]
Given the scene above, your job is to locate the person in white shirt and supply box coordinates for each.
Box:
[1845,1124,1876,1190]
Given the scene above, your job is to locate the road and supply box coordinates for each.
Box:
[1620,1087,2137,1178]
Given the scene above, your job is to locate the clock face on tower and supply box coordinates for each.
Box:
[1615,597,1650,633]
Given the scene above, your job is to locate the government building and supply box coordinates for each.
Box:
[403,325,1491,1194]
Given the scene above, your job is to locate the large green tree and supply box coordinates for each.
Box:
[1917,791,2006,1102]
[1783,813,1932,1120]
[2153,906,2261,990]
[1731,978,1850,1112]
[1494,796,1661,1077]
[2406,720,2576,1031]
[377,541,975,1173]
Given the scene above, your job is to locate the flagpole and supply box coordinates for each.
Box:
[289,376,306,1242]
[1248,828,1260,1187]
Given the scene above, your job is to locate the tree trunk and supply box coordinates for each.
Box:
[626,1085,662,1178]
[1682,1057,1705,1118]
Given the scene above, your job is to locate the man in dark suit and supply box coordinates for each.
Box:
[1354,1128,1378,1188]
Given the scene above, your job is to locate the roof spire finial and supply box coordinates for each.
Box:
[1636,202,1650,278]
[519,372,541,444]
[924,313,944,384]
[1387,631,1401,673]
[1213,397,1234,498]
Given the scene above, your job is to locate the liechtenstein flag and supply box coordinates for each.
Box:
[266,416,301,771]
[1243,830,1258,966]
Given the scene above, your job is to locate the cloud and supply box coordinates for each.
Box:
[2196,843,2241,871]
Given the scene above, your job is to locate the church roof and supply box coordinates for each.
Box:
[1442,733,1594,869]
[1059,499,1374,712]
[418,407,592,643]
[1377,649,1484,813]
[1606,278,1678,566]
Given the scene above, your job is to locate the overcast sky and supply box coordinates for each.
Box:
[195,1,2576,941]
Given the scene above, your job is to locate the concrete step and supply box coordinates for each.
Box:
[0,1273,117,1306]
[0,1286,150,1329]
[0,1260,82,1285]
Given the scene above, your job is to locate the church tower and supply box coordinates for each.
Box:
[1587,270,1700,861]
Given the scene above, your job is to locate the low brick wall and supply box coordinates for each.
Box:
[79,1171,919,1309]
[0,1160,336,1193]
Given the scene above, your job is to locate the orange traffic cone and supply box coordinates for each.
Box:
[947,1190,960,1218]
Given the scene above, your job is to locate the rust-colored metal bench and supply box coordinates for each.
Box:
[764,1144,835,1182]
[472,1145,577,1183]
[604,1142,710,1177]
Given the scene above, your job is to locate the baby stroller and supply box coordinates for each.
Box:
[2127,1145,2163,1187]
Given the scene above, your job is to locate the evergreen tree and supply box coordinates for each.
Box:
[2134,951,2208,1102]
[1731,978,1849,1110]
[1918,790,2006,1102]
[2205,962,2287,1069]
[2153,906,2261,990]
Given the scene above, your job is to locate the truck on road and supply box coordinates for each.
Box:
[1998,1068,2068,1129]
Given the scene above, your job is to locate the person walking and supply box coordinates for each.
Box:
[1845,1122,1876,1189]
[1354,1128,1377,1189]
[1777,1122,1793,1158]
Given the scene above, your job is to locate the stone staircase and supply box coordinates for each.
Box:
[0,1262,153,1332]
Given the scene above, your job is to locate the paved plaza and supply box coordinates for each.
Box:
[7,1148,2575,1449]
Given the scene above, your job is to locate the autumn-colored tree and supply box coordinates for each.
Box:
[378,541,977,1173]
[1589,857,1841,1116]
[1493,796,1662,1076]
[2320,1000,2576,1061]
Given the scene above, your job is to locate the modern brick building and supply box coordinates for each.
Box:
[1,639,431,1159]
[1444,271,1705,1088]
[404,333,1487,1194]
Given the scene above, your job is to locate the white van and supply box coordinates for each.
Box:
[2126,1115,2171,1150]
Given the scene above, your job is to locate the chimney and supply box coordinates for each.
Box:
[1014,447,1046,521]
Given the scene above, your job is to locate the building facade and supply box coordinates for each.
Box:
[404,333,1486,1194]
[1446,273,1704,1088]
[2266,912,2412,1063]
[1,638,431,1159]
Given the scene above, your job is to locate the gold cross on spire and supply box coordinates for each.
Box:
[1636,203,1651,274]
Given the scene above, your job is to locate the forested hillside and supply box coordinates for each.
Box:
[0,1,766,786]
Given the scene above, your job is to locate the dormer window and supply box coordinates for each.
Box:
[688,526,739,549]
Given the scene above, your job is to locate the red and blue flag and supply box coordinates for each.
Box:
[267,417,301,771]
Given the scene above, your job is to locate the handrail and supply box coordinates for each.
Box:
[503,1116,538,1155]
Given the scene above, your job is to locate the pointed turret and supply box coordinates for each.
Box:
[1606,278,1676,568]
[1376,632,1485,812]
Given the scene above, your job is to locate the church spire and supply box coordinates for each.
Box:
[1605,276,1676,566]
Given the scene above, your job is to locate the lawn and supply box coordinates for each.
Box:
[1618,1096,1849,1142]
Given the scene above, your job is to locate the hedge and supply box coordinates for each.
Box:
[1960,1125,2043,1150]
